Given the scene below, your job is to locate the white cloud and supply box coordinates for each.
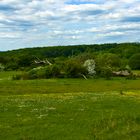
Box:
[0,32,22,39]
[0,0,140,50]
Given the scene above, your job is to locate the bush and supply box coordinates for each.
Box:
[5,62,19,71]
[13,65,62,80]
[12,72,30,80]
[100,66,113,79]
[27,65,61,79]
[28,69,38,79]
[96,53,121,70]
[12,74,22,80]
[45,65,61,78]
[64,60,88,78]
[129,53,140,70]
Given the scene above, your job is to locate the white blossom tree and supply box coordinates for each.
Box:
[83,59,96,76]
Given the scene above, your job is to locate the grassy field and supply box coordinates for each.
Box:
[0,71,140,139]
[133,70,140,75]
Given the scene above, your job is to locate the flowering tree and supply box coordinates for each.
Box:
[83,59,96,76]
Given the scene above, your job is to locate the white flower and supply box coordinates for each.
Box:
[84,59,96,75]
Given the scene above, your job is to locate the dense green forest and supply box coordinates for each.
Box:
[0,43,140,79]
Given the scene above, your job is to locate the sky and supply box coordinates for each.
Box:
[0,0,140,51]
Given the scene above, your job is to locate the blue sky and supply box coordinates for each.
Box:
[0,0,140,51]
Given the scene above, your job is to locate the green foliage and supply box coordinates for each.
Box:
[96,53,121,68]
[74,52,95,64]
[28,68,39,79]
[14,65,62,80]
[0,63,5,71]
[95,53,121,78]
[64,59,88,78]
[129,53,140,70]
[0,43,140,71]
[100,66,113,79]
[0,43,140,79]
[45,64,61,78]
[5,62,19,71]
[12,74,23,80]
[0,56,10,64]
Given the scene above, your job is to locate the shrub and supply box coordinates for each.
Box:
[45,65,61,78]
[100,66,113,79]
[129,53,140,70]
[12,74,22,80]
[64,60,87,78]
[5,62,19,71]
[96,53,121,70]
[13,65,62,80]
[12,72,30,80]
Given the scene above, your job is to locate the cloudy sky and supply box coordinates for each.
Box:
[0,0,140,51]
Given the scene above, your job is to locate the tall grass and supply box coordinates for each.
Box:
[0,78,140,95]
[0,92,140,139]
[0,71,140,139]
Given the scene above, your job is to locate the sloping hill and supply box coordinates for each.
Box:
[0,43,140,70]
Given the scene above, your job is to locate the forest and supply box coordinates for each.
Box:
[0,42,140,79]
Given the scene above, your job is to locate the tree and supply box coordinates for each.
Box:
[45,64,61,78]
[83,59,96,76]
[95,53,121,78]
[64,60,87,78]
[129,53,140,70]
[100,66,113,79]
[96,53,121,68]
[17,55,34,68]
[95,53,121,75]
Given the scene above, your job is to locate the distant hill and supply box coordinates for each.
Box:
[0,42,140,70]
[0,42,140,57]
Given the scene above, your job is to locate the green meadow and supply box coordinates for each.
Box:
[0,71,140,140]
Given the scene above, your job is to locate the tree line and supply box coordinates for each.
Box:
[0,43,140,79]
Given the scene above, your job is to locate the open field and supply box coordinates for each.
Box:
[133,70,140,75]
[0,71,140,139]
[0,71,140,95]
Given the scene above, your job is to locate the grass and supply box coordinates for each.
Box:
[0,78,140,95]
[0,71,21,80]
[132,70,140,75]
[0,71,140,139]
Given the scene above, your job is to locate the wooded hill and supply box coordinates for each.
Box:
[0,42,140,71]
